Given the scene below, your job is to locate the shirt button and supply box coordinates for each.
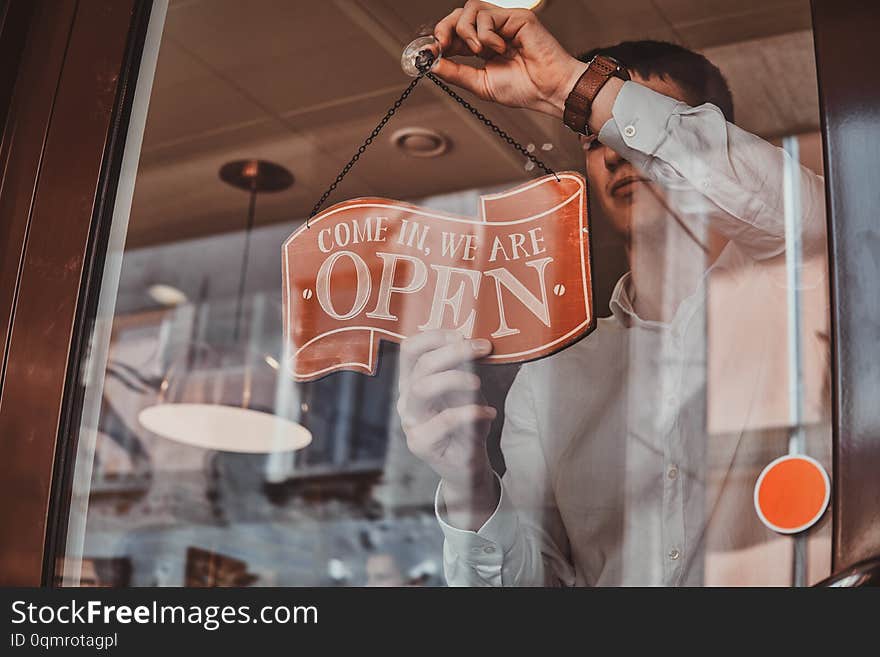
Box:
[483,546,496,554]
[668,548,680,561]
[623,124,637,138]
[667,465,679,480]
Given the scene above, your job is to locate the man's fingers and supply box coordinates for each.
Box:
[455,2,482,53]
[476,11,506,54]
[433,8,463,51]
[484,7,534,43]
[457,3,533,51]
[431,58,488,98]
[436,3,536,54]
[412,338,492,382]
[420,370,481,401]
[403,370,482,419]
[399,330,462,384]
[441,36,475,59]
[398,369,483,429]
[419,404,497,449]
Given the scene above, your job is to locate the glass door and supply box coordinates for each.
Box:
[3,0,877,587]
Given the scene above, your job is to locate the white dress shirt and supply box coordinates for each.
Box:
[434,81,830,586]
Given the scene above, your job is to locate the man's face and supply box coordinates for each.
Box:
[583,74,691,243]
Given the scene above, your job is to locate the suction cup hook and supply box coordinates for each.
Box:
[401,35,442,77]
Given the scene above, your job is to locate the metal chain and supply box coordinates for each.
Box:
[424,71,558,181]
[308,74,424,223]
[308,51,558,224]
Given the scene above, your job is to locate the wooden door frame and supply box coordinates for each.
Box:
[0,0,148,585]
[811,0,880,571]
[0,0,37,137]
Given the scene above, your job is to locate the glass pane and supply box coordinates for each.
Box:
[58,0,832,587]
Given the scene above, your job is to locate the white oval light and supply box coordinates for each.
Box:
[138,404,312,454]
[147,283,188,307]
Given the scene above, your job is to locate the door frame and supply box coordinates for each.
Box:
[811,0,880,571]
[0,0,147,585]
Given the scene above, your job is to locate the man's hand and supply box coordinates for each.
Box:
[432,1,588,118]
[397,329,499,530]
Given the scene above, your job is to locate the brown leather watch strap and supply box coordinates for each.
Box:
[563,55,629,135]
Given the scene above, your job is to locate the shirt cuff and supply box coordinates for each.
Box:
[434,472,519,565]
[598,80,683,162]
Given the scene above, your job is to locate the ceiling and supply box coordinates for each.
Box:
[126,0,817,248]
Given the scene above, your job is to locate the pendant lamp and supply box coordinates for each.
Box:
[138,159,311,454]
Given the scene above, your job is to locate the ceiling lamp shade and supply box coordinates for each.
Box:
[138,404,310,453]
[147,283,188,307]
[137,159,309,454]
[138,340,311,454]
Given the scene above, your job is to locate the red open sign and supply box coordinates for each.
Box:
[282,172,594,381]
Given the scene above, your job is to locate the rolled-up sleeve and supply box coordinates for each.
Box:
[597,81,826,260]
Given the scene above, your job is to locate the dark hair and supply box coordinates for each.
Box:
[579,40,734,123]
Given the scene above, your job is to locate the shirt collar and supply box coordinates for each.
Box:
[609,272,654,329]
[608,270,707,332]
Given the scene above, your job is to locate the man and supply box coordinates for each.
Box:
[397,2,827,585]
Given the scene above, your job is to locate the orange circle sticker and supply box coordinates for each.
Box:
[754,455,830,534]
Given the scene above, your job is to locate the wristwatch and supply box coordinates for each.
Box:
[563,55,630,136]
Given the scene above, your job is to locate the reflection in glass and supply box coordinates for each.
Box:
[138,159,310,454]
[56,1,832,588]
